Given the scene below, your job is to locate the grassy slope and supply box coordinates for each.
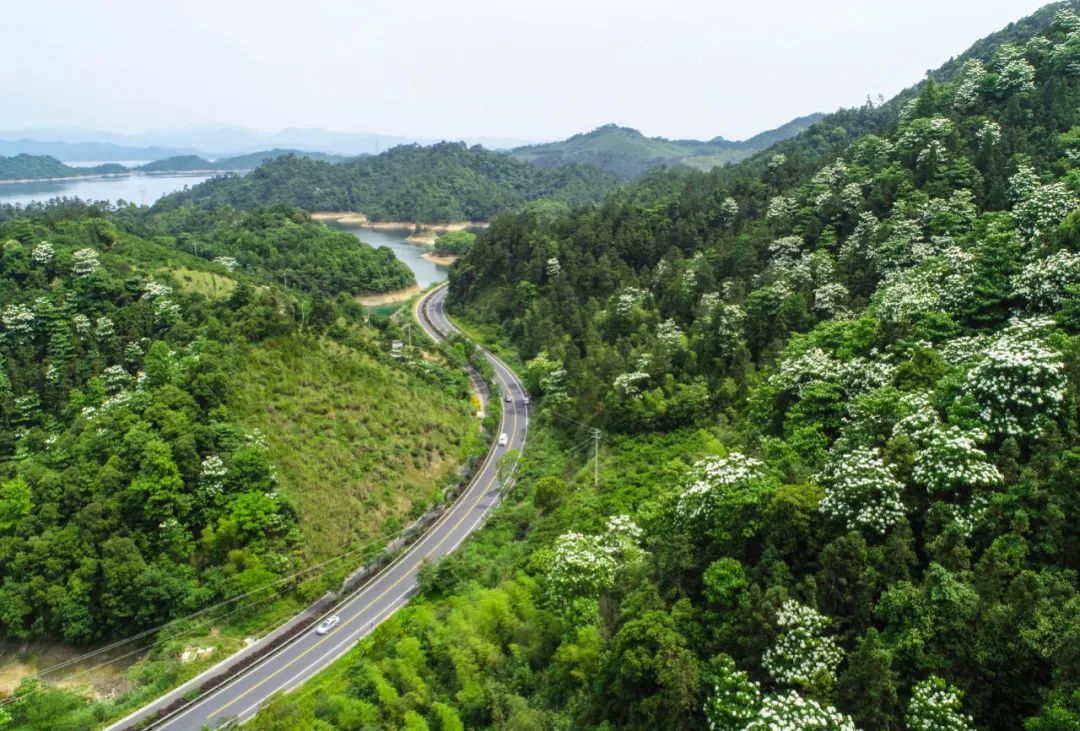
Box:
[229,335,480,562]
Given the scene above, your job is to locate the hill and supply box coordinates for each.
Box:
[0,198,482,726]
[137,149,347,173]
[0,154,126,181]
[0,138,192,163]
[155,142,620,222]
[241,3,1080,730]
[507,114,825,179]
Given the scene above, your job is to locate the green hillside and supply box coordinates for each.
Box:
[244,4,1080,730]
[155,142,619,223]
[0,199,479,727]
[0,154,125,181]
[137,148,347,173]
[507,115,824,179]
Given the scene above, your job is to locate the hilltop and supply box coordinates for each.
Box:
[507,114,824,179]
[156,142,620,223]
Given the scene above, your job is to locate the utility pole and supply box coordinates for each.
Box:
[591,428,601,488]
[404,322,412,347]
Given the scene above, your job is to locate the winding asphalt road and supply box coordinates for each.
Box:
[114,284,527,729]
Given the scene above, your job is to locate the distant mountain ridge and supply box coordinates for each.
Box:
[0,125,534,159]
[507,114,826,178]
[0,149,343,182]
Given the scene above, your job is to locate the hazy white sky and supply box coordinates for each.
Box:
[3,0,1049,141]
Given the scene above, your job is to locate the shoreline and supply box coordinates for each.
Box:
[355,283,421,306]
[422,252,459,267]
[0,169,239,186]
[311,211,489,237]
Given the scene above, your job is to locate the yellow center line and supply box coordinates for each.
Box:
[206,301,519,720]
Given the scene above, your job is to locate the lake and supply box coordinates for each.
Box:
[0,170,219,207]
[322,221,450,288]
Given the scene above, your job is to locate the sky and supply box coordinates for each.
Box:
[1,0,1051,143]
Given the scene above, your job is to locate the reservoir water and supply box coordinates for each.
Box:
[0,171,219,207]
[323,221,450,288]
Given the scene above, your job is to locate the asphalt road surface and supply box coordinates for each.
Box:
[119,284,527,729]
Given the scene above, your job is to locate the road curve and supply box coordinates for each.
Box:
[116,284,527,729]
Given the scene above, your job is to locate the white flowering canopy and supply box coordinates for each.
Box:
[963,318,1066,436]
[762,600,844,689]
[906,676,974,731]
[677,452,767,521]
[741,691,857,731]
[818,446,906,534]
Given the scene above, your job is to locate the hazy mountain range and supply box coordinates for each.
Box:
[0,125,534,161]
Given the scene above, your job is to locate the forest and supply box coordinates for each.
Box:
[0,196,486,729]
[239,4,1080,729]
[155,142,618,223]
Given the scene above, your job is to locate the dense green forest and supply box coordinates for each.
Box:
[0,155,125,182]
[245,4,1080,730]
[155,142,619,223]
[507,116,825,179]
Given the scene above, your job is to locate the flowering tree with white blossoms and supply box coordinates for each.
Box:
[992,44,1036,96]
[31,242,54,267]
[953,59,986,111]
[766,195,798,223]
[761,600,844,689]
[1009,164,1078,242]
[906,676,974,731]
[818,446,906,534]
[741,691,857,731]
[70,248,100,279]
[545,257,561,276]
[1013,249,1080,310]
[963,318,1067,436]
[719,197,739,227]
[676,452,766,521]
[545,515,642,604]
[703,655,761,731]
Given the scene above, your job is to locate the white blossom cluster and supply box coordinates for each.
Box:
[840,182,864,214]
[613,371,649,397]
[809,159,848,210]
[2,304,35,340]
[95,316,115,341]
[199,455,228,499]
[545,257,561,276]
[546,516,641,603]
[767,154,787,173]
[813,282,849,317]
[992,44,1036,95]
[102,364,132,394]
[905,422,1002,495]
[677,453,766,521]
[906,676,974,731]
[704,660,761,731]
[920,190,977,235]
[717,304,747,359]
[719,197,739,227]
[698,292,721,321]
[975,119,1002,146]
[897,116,955,163]
[768,236,804,268]
[741,692,857,731]
[213,256,239,271]
[656,319,685,349]
[1054,8,1080,33]
[953,60,986,111]
[766,196,797,222]
[1012,180,1077,242]
[613,287,648,317]
[72,314,92,337]
[1012,249,1080,310]
[761,601,844,688]
[964,318,1066,436]
[142,281,173,300]
[1052,28,1080,75]
[818,446,906,534]
[31,241,54,266]
[770,347,837,397]
[70,248,100,279]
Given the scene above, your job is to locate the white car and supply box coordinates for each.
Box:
[523,396,531,406]
[503,392,512,403]
[498,433,509,446]
[315,615,340,635]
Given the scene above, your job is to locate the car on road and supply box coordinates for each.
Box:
[523,395,531,405]
[503,392,512,403]
[315,615,341,635]
[498,433,509,446]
